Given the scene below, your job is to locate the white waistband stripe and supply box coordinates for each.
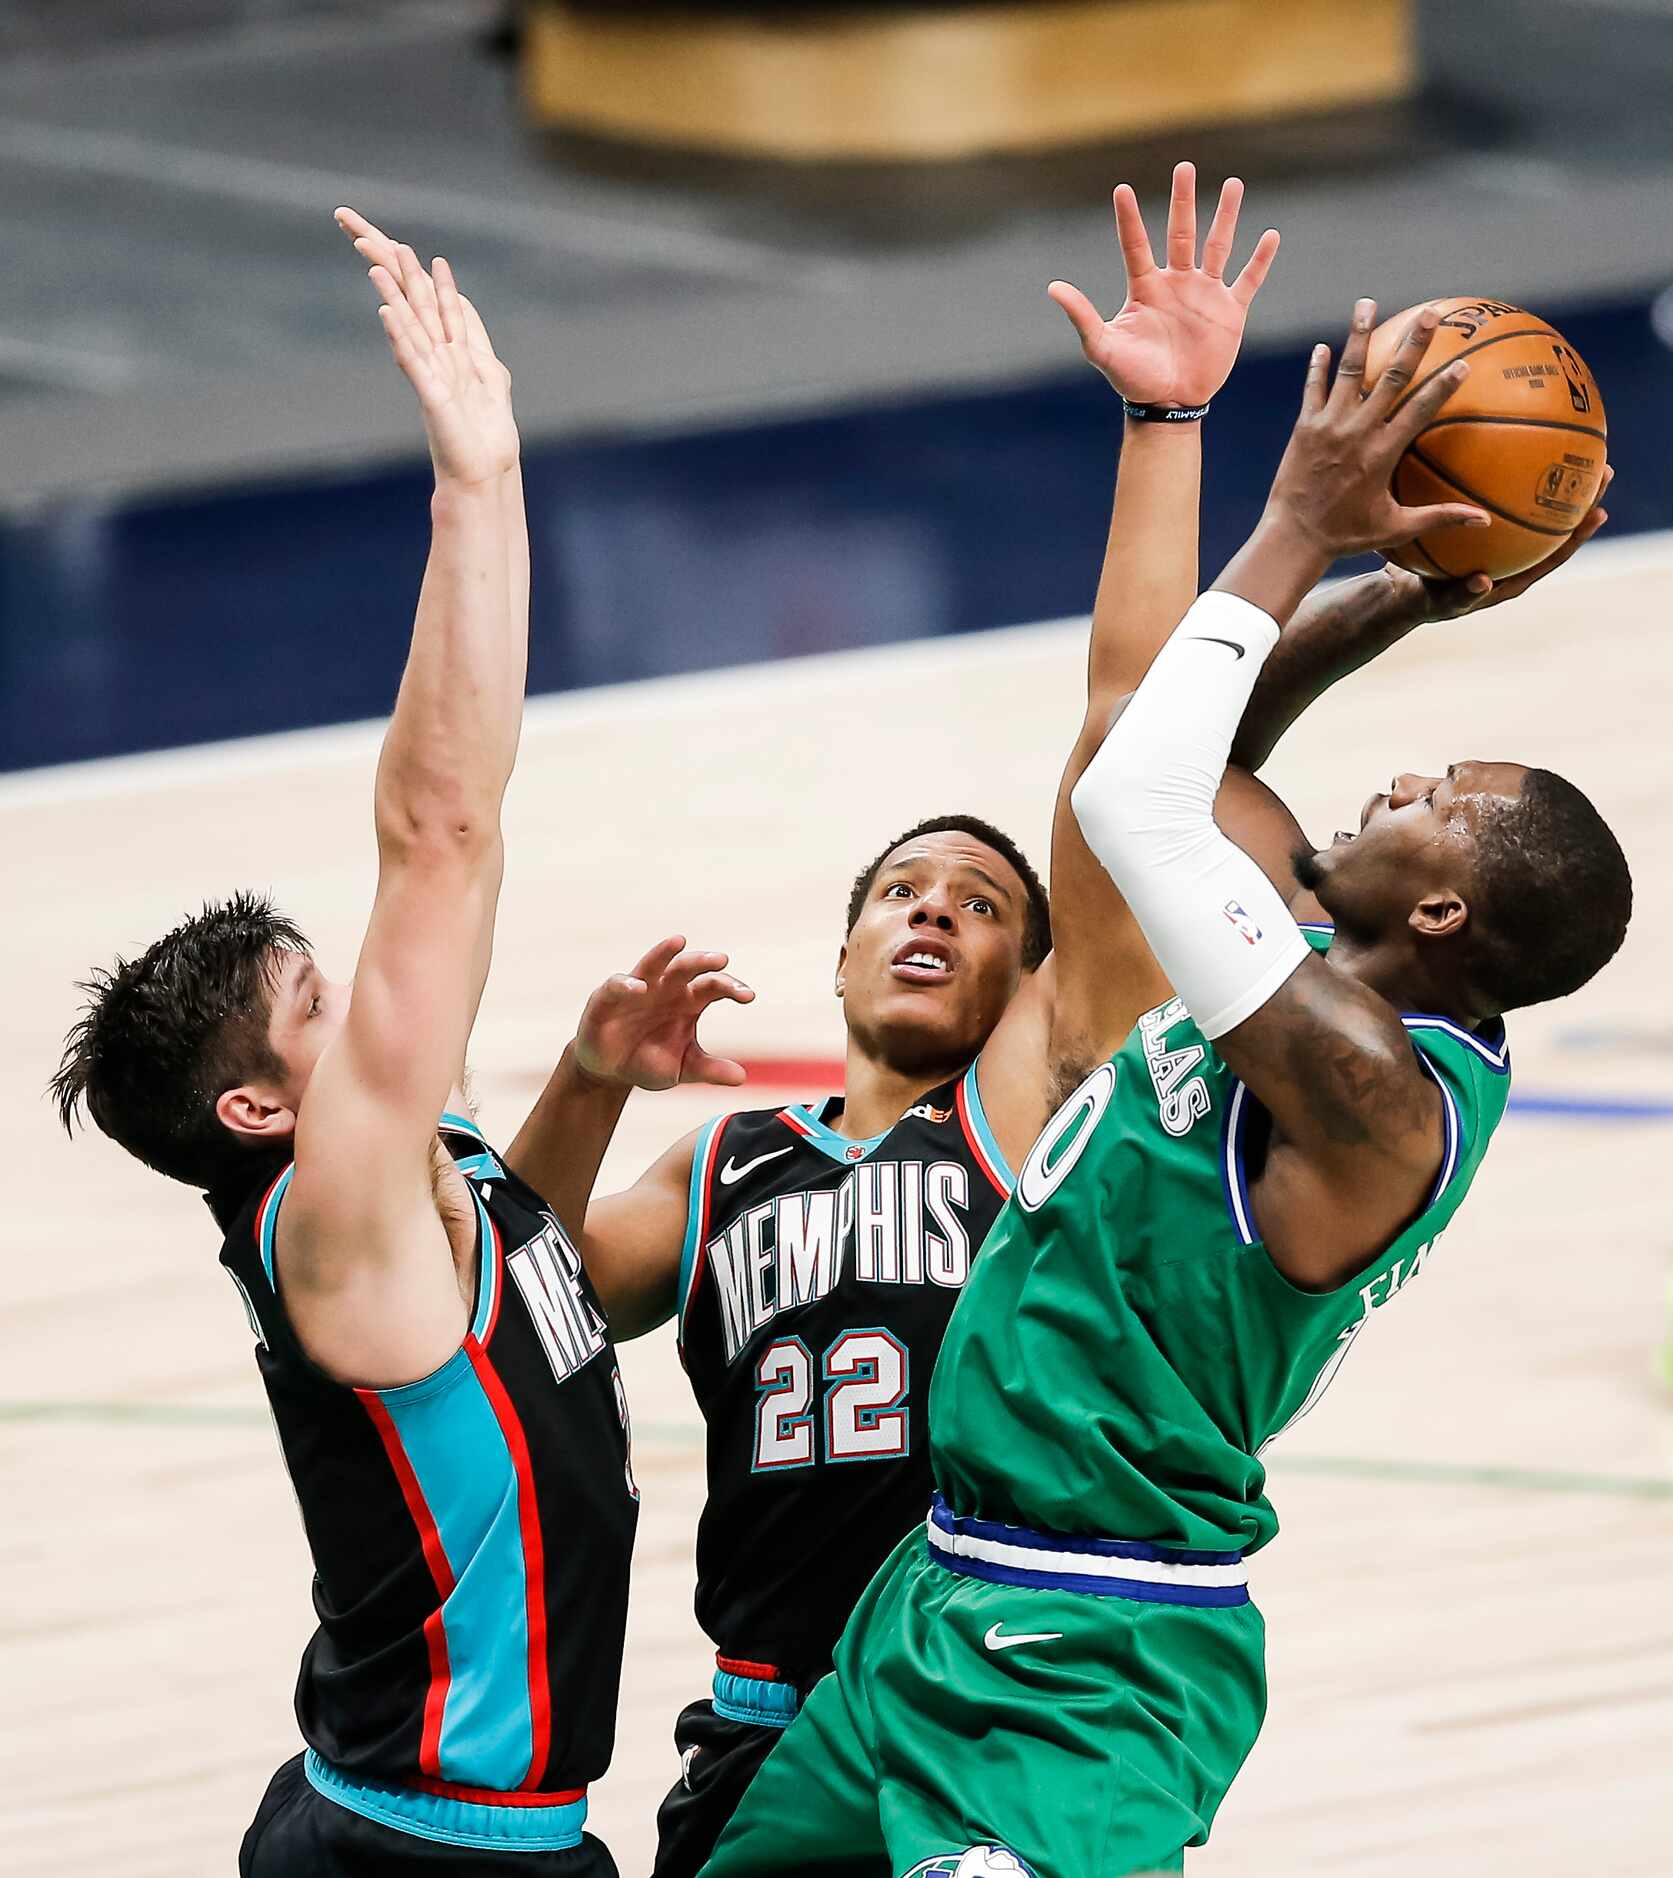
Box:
[925,1513,1249,1587]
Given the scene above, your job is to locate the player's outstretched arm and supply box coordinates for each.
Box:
[979,163,1279,1150]
[1072,302,1488,1287]
[278,229,526,1387]
[503,937,754,1339]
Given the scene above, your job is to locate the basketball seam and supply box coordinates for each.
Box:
[1422,415,1607,444]
[1406,444,1572,538]
[1389,327,1580,412]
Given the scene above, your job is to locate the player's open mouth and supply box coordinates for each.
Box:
[891,941,955,982]
[1333,829,1356,845]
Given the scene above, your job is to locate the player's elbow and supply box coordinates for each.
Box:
[374,776,503,870]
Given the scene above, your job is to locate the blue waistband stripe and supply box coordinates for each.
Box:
[926,1495,1249,1608]
[303,1753,586,1851]
[712,1668,800,1729]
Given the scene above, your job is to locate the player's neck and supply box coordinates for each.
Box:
[1326,929,1487,1030]
[838,1041,967,1141]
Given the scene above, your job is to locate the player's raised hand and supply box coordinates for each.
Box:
[1262,299,1492,561]
[334,206,516,488]
[1048,162,1281,408]
[573,937,755,1093]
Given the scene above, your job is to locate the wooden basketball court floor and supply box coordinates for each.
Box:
[5,532,1672,1876]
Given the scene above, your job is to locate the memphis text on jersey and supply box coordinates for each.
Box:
[705,1156,980,1364]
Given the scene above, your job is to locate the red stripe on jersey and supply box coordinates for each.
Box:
[357,1388,456,1777]
[776,1108,816,1139]
[251,1163,292,1252]
[465,1335,551,1790]
[955,1075,1010,1199]
[406,1773,587,1807]
[716,1653,783,1681]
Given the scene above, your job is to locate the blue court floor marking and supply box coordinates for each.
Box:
[1510,1090,1673,1119]
[6,1400,1672,1501]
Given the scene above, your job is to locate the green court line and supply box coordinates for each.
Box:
[1274,1453,1673,1501]
[4,1399,1671,1502]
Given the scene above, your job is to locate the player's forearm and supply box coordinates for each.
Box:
[1085,419,1203,709]
[375,476,522,854]
[1229,567,1429,771]
[504,1041,633,1243]
[1211,506,1334,629]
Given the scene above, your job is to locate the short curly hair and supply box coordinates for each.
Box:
[51,891,309,1191]
[1467,769,1631,1013]
[846,815,1051,970]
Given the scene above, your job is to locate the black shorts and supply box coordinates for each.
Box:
[242,1755,618,1878]
[652,1702,785,1878]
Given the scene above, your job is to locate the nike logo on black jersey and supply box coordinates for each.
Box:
[1190,636,1246,659]
[719,1145,795,1186]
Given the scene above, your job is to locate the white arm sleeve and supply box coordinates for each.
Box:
[1070,589,1311,1041]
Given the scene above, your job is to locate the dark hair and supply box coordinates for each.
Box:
[50,892,309,1192]
[846,815,1052,970]
[1468,769,1631,1013]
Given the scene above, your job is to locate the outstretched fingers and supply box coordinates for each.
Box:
[431,256,470,355]
[1328,299,1377,412]
[1112,181,1156,283]
[1047,279,1106,351]
[1200,175,1244,280]
[1363,303,1440,418]
[1229,225,1280,307]
[1389,356,1474,452]
[1386,499,1492,543]
[1300,342,1332,417]
[1165,160,1197,271]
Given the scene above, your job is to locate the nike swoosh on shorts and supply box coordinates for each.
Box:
[719,1145,794,1186]
[983,1622,1064,1652]
[1190,635,1246,658]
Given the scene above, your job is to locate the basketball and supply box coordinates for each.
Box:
[1362,297,1608,580]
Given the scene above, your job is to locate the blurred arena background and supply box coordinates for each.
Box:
[4,2,1672,1872]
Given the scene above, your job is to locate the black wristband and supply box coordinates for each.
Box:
[1122,399,1211,423]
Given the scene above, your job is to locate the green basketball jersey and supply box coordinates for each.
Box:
[930,928,1512,1554]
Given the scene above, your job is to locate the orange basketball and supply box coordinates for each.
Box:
[1362,297,1607,580]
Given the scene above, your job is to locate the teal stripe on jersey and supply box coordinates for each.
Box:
[959,1057,1014,1190]
[377,1350,534,1789]
[677,1117,725,1342]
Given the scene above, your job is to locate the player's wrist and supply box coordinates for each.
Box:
[1122,398,1211,424]
[562,1037,636,1097]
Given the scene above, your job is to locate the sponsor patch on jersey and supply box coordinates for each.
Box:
[904,1849,1037,1878]
[1221,899,1263,946]
[905,1102,953,1124]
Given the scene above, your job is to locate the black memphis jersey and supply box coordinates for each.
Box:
[217,1112,639,1796]
[675,1058,1013,1685]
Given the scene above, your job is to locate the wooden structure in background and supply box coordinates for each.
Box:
[522,0,1416,162]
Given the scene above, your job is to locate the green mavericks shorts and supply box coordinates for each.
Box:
[700,1497,1266,1878]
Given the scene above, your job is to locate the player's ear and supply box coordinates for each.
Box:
[834,940,848,1000]
[1410,887,1467,941]
[216,1083,298,1145]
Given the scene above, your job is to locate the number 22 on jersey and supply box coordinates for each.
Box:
[752,1328,910,1470]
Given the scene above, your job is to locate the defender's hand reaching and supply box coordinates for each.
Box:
[573,937,755,1093]
[335,206,518,488]
[1048,161,1280,409]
